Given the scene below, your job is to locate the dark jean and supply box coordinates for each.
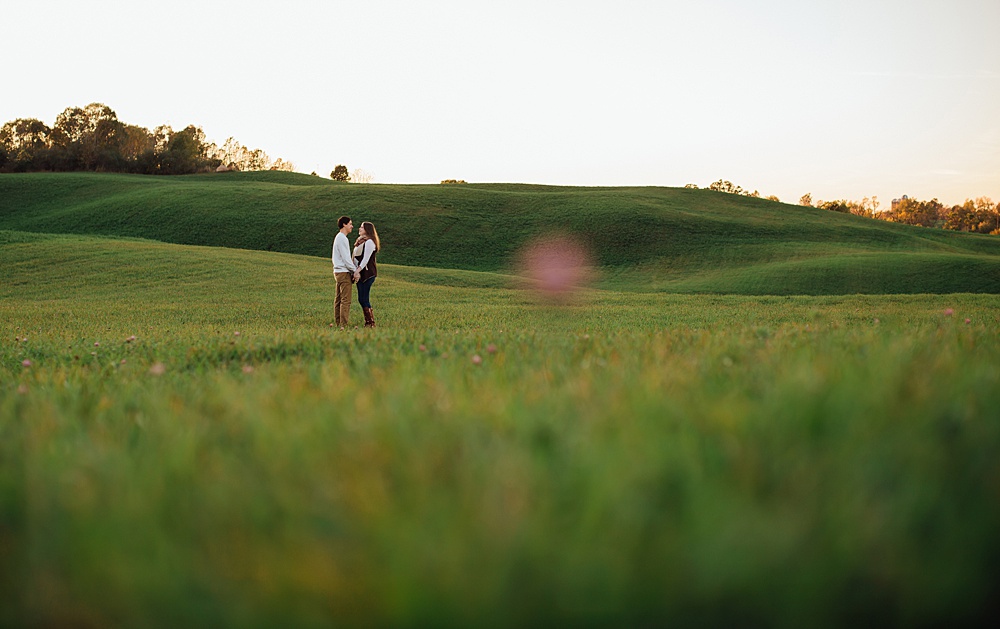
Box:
[357,276,376,308]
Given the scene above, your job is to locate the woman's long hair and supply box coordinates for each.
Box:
[359,221,380,253]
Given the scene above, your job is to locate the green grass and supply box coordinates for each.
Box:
[3,231,1000,626]
[2,172,999,294]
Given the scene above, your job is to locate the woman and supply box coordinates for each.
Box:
[353,221,380,328]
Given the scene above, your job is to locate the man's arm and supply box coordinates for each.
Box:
[334,234,358,272]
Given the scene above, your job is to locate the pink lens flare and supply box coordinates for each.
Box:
[514,233,595,304]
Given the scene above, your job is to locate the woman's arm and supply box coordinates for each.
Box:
[357,239,376,270]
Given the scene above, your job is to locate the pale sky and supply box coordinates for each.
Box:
[4,0,998,207]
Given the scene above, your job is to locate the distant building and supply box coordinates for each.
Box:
[891,195,909,211]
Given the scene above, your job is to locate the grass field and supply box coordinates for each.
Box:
[2,174,1000,626]
[3,172,999,293]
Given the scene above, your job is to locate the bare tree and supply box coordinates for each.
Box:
[247,148,271,171]
[207,137,274,171]
[708,180,760,197]
[709,179,744,195]
[350,168,374,183]
[850,197,879,218]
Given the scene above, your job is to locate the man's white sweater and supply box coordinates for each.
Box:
[332,232,358,273]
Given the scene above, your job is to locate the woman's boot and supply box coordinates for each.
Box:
[363,307,375,328]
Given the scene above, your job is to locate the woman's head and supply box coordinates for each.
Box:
[359,221,380,252]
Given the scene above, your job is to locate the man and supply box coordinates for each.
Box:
[332,216,361,328]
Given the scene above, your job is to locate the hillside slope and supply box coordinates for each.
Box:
[2,172,999,294]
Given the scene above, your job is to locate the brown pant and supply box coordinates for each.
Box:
[334,272,354,327]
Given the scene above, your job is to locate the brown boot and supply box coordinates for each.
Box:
[363,307,376,328]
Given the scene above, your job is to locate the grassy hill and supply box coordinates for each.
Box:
[2,171,999,294]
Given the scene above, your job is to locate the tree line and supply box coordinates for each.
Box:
[694,180,999,236]
[800,193,1000,235]
[0,103,294,175]
[687,179,774,201]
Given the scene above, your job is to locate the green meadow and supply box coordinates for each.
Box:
[2,173,1000,627]
[3,172,1000,293]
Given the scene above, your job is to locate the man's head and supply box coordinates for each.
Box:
[338,216,353,234]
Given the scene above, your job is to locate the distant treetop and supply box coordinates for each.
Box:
[330,165,350,181]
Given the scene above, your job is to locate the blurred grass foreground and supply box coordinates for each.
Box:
[3,299,999,625]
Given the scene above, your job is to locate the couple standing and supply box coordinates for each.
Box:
[332,215,380,329]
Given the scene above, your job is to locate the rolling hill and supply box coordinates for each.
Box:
[2,171,999,294]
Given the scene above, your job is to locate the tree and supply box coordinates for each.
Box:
[350,168,374,183]
[974,197,997,233]
[246,148,271,171]
[208,137,243,170]
[215,137,249,170]
[944,197,998,233]
[207,137,273,172]
[50,106,87,170]
[850,197,879,219]
[121,124,156,173]
[814,197,880,218]
[330,165,350,181]
[92,117,129,171]
[943,200,979,232]
[709,179,744,195]
[883,197,943,228]
[270,158,295,172]
[0,118,52,171]
[799,193,813,207]
[53,106,89,144]
[818,200,852,213]
[707,180,761,198]
[151,125,172,154]
[159,125,211,174]
[76,103,120,170]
